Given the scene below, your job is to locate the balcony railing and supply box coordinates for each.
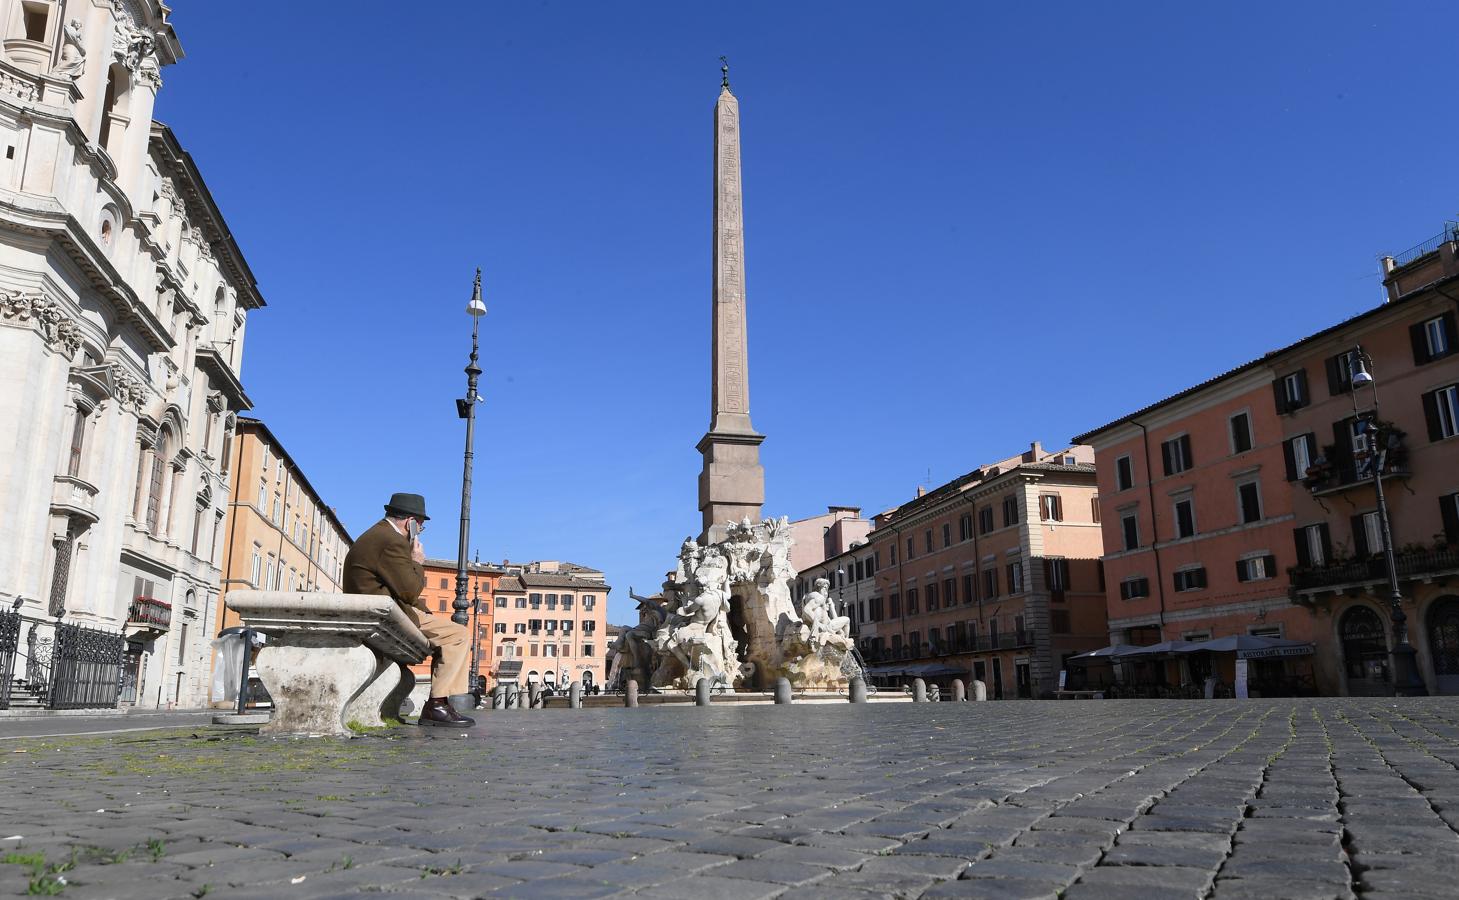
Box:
[863,629,1037,664]
[126,597,172,630]
[1290,546,1459,593]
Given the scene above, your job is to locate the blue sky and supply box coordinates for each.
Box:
[156,3,1459,624]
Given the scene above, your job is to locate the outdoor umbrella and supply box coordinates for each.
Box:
[1194,635,1313,655]
[1134,639,1202,655]
[1068,644,1154,662]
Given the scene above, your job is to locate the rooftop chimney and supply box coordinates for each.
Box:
[1023,440,1043,463]
[915,485,927,498]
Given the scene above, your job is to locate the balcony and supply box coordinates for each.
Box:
[50,475,100,526]
[126,597,172,632]
[1304,435,1410,498]
[1290,546,1459,598]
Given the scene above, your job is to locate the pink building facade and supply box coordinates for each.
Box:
[1077,224,1459,696]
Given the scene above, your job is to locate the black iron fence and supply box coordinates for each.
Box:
[0,614,124,711]
[50,622,125,709]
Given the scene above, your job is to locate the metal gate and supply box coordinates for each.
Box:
[0,610,18,710]
[48,621,124,710]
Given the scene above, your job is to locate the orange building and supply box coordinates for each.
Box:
[1076,223,1459,696]
[413,558,499,693]
[862,442,1108,698]
[488,561,610,692]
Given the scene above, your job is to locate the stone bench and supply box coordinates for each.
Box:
[227,591,429,736]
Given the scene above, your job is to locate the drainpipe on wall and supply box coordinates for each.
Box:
[1134,420,1168,633]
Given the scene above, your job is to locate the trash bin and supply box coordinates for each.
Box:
[211,627,266,713]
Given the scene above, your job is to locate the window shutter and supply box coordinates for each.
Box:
[1263,554,1277,578]
[1293,527,1311,568]
[1161,441,1173,477]
[1180,434,1193,468]
[1272,379,1287,415]
[1283,438,1298,482]
[1444,313,1459,356]
[1296,370,1309,405]
[1325,355,1343,396]
[1196,568,1207,589]
[1422,389,1443,441]
[1351,515,1369,558]
[1332,419,1355,482]
[1412,321,1433,365]
[1318,523,1332,562]
[1441,494,1459,543]
[1236,559,1249,583]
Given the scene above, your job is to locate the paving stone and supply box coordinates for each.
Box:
[709,858,831,886]
[1101,841,1228,868]
[1078,864,1215,892]
[924,877,1062,898]
[961,857,1082,883]
[631,873,788,899]
[857,853,971,879]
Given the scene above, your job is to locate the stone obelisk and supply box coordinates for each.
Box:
[697,61,765,542]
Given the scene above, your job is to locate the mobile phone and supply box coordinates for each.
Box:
[407,519,420,542]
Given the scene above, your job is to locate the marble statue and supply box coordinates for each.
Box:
[632,516,856,693]
[800,578,851,647]
[112,22,154,74]
[55,19,86,79]
[606,592,666,691]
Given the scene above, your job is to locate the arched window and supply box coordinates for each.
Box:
[1428,597,1459,692]
[145,426,173,533]
[527,670,540,683]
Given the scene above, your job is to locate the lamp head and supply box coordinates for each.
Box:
[466,267,487,318]
[1349,348,1373,386]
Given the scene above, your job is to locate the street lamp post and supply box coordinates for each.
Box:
[1349,347,1427,696]
[452,270,487,627]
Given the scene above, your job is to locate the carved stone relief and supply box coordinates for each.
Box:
[1,291,83,357]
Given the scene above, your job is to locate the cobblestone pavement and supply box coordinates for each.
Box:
[4,699,1459,899]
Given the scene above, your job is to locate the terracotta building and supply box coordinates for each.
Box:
[1284,230,1459,696]
[1073,359,1308,693]
[1075,223,1459,696]
[862,442,1108,698]
[488,561,610,692]
[412,558,499,692]
[216,419,351,632]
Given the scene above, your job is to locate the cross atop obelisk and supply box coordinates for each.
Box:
[697,59,765,542]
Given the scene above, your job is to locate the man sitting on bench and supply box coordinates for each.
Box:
[342,492,475,728]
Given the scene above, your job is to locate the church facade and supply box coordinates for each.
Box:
[0,0,262,707]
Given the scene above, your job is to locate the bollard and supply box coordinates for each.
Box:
[492,684,506,710]
[849,676,867,703]
[695,677,712,706]
[774,677,792,704]
[971,679,987,701]
[514,686,528,709]
[625,679,639,707]
[952,679,967,702]
[528,683,542,709]
[569,681,582,709]
[912,678,927,702]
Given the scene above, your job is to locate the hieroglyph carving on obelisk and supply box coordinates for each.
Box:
[697,63,765,541]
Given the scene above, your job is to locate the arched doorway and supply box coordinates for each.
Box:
[1340,605,1390,696]
[1426,597,1459,695]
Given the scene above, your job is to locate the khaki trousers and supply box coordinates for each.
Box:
[404,606,471,698]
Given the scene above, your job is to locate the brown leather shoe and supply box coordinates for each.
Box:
[418,697,475,728]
